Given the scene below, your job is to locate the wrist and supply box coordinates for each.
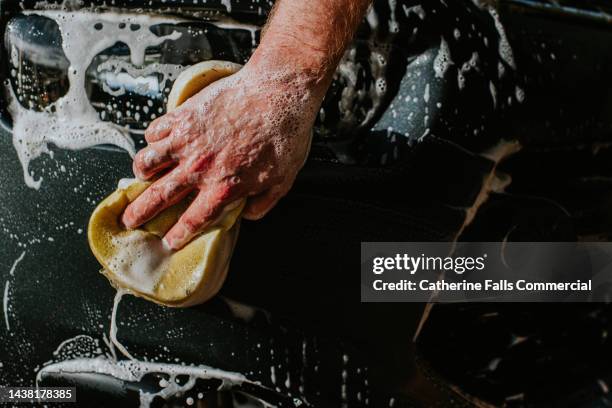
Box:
[247,31,335,97]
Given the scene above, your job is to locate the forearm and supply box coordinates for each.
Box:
[249,0,372,94]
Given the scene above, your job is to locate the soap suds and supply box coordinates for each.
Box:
[403,4,426,20]
[515,86,525,103]
[341,354,349,406]
[3,251,26,332]
[366,6,379,30]
[2,282,10,332]
[433,37,453,79]
[221,0,232,13]
[388,0,399,33]
[107,232,173,295]
[457,52,480,90]
[330,5,399,142]
[487,8,516,71]
[109,290,135,361]
[117,177,138,190]
[489,81,497,109]
[42,334,105,366]
[34,286,259,408]
[96,58,185,98]
[6,10,184,189]
[37,357,248,408]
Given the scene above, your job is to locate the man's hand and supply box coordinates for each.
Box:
[122,65,318,249]
[122,0,372,250]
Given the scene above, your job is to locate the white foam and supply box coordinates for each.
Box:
[117,177,138,190]
[457,52,479,90]
[51,335,99,357]
[221,0,232,13]
[3,281,10,332]
[341,354,348,405]
[3,251,26,332]
[6,10,184,189]
[35,284,253,408]
[433,37,453,79]
[515,86,525,103]
[366,6,379,30]
[42,334,104,366]
[388,0,399,33]
[97,58,185,98]
[107,232,173,295]
[36,357,249,408]
[333,7,396,138]
[109,290,136,361]
[403,4,425,20]
[487,8,516,71]
[270,365,276,385]
[473,3,523,104]
[489,80,497,109]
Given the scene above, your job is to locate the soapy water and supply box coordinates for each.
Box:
[36,356,250,408]
[34,290,306,407]
[107,232,172,296]
[4,2,414,175]
[110,290,136,361]
[95,58,185,99]
[2,0,526,188]
[3,251,26,332]
[4,8,260,184]
[5,10,187,189]
[28,224,303,407]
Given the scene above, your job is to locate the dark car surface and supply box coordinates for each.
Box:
[2,0,612,406]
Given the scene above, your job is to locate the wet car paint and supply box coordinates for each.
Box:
[1,0,612,406]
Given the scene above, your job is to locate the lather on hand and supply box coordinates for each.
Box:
[122,0,372,250]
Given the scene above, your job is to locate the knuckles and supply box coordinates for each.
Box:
[129,75,314,230]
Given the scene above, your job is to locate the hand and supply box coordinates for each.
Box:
[121,63,320,250]
[121,0,372,250]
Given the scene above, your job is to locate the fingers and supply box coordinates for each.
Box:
[122,169,194,229]
[144,114,174,143]
[132,137,176,180]
[242,183,290,221]
[163,182,236,250]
